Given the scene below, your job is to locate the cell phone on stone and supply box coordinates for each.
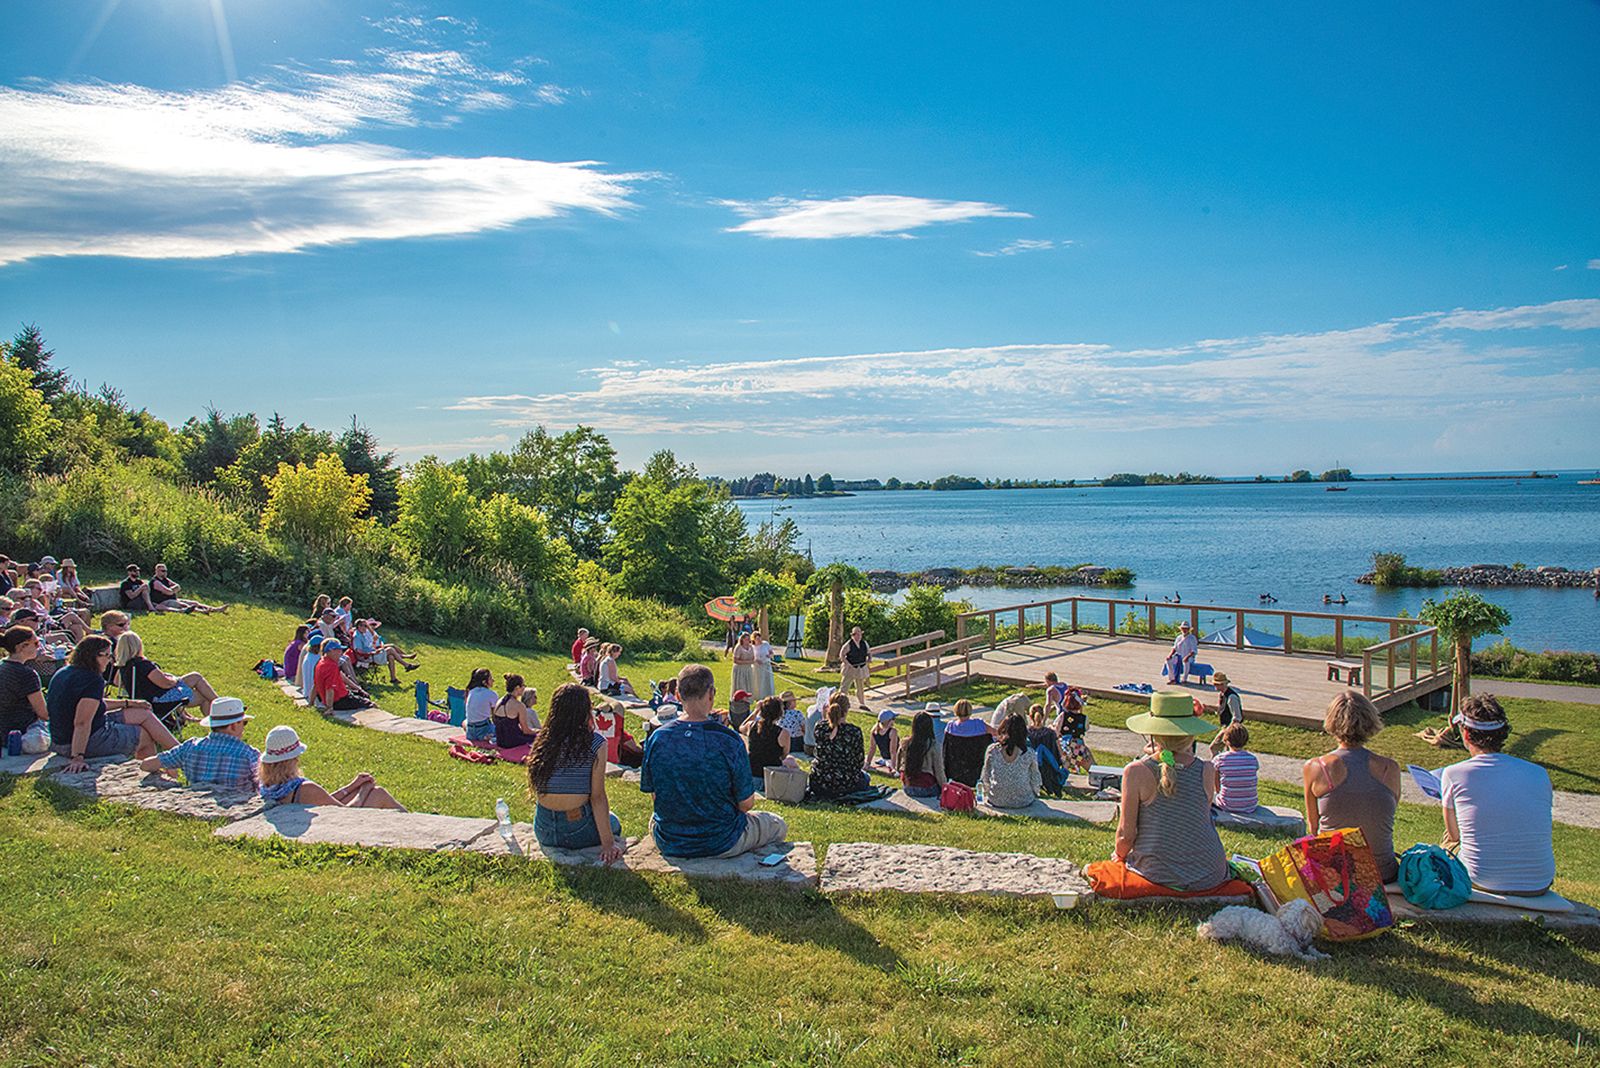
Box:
[759,852,787,866]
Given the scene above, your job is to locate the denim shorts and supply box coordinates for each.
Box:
[464,718,496,744]
[53,712,141,758]
[533,802,622,851]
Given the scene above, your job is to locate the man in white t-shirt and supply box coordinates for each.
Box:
[1439,694,1555,895]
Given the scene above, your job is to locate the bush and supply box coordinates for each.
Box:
[1370,552,1443,588]
[803,587,894,649]
[888,584,971,641]
[1472,639,1600,685]
[262,454,373,551]
[1099,567,1135,587]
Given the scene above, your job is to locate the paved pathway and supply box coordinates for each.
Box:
[1476,678,1600,705]
[874,698,1600,831]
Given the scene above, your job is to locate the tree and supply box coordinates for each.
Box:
[451,426,624,558]
[215,414,335,504]
[807,586,892,650]
[1419,590,1513,741]
[604,450,747,604]
[1287,469,1313,483]
[804,562,870,600]
[735,569,793,636]
[177,407,260,484]
[889,584,970,641]
[261,453,373,550]
[816,472,835,493]
[802,473,815,496]
[481,492,575,590]
[0,356,54,472]
[9,323,68,402]
[336,416,401,520]
[395,457,479,568]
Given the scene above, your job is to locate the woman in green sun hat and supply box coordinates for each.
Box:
[1086,691,1243,898]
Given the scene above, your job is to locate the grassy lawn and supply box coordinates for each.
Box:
[1,589,1597,1064]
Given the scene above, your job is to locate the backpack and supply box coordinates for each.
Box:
[254,659,280,680]
[1397,844,1472,910]
[940,781,975,811]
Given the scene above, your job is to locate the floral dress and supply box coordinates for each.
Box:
[806,721,866,800]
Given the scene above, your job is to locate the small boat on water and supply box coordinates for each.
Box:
[1325,486,1349,492]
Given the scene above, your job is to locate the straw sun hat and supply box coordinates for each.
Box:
[261,725,307,764]
[1125,690,1215,737]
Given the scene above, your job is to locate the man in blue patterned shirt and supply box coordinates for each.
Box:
[140,696,259,791]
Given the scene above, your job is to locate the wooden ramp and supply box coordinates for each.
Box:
[968,632,1448,729]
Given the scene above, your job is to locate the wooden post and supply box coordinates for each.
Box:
[1235,610,1244,650]
[1390,622,1400,642]
[1108,602,1116,637]
[1387,649,1396,693]
[1147,603,1156,639]
[1335,618,1344,659]
[1410,637,1418,681]
[957,614,966,641]
[988,612,996,650]
[1070,599,1078,634]
[1283,613,1293,655]
[1190,607,1199,635]
[1044,602,1052,638]
[1430,630,1439,675]
[1362,649,1373,697]
[1018,607,1026,644]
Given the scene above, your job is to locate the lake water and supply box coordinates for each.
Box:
[735,473,1600,652]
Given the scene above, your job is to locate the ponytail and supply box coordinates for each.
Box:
[1151,734,1188,797]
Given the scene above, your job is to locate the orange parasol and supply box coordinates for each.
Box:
[704,596,744,622]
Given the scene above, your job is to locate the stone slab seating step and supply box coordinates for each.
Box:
[218,806,818,887]
[821,841,1091,901]
[1384,888,1600,932]
[1212,804,1306,836]
[860,790,1117,824]
[54,758,266,823]
[87,585,122,611]
[469,827,818,888]
[217,806,498,851]
[0,752,60,776]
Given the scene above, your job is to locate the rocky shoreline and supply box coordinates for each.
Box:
[866,565,1126,593]
[1356,564,1600,589]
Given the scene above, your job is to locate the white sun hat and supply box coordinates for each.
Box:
[261,724,307,764]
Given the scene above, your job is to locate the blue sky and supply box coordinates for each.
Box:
[2,1,1598,478]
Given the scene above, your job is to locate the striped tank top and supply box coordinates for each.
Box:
[1213,749,1259,812]
[1126,754,1229,891]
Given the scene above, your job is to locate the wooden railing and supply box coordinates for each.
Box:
[874,634,988,699]
[955,595,1420,659]
[1361,627,1445,702]
[870,630,945,662]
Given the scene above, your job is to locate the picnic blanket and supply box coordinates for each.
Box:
[446,735,532,764]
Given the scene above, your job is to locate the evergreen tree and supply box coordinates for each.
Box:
[336,415,401,520]
[9,323,68,402]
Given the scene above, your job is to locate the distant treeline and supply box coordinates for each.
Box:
[718,468,1360,496]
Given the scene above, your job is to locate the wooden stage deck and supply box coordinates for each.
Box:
[966,632,1449,729]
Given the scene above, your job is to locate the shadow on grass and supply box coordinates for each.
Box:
[1510,728,1600,790]
[28,774,97,814]
[545,862,711,944]
[1336,934,1600,1039]
[0,774,18,801]
[684,878,906,975]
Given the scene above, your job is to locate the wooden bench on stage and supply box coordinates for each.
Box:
[1325,659,1363,686]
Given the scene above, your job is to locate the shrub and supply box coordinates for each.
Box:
[1099,567,1135,587]
[395,457,478,568]
[803,587,893,649]
[888,584,971,641]
[0,356,54,473]
[1370,552,1443,588]
[262,454,373,551]
[1472,639,1600,685]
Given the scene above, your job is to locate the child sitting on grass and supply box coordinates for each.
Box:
[869,709,900,769]
[1211,722,1259,813]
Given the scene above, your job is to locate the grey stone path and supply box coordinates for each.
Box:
[1476,678,1600,705]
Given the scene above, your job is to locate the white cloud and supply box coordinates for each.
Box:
[722,195,1028,239]
[973,238,1067,258]
[0,54,628,265]
[445,299,1600,438]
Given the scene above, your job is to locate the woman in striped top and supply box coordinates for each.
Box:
[526,684,624,862]
[1210,722,1259,813]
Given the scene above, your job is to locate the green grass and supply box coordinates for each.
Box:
[2,588,1598,1065]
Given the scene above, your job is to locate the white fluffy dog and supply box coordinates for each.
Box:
[1197,898,1329,962]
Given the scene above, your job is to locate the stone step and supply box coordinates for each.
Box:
[821,841,1091,901]
[860,790,1117,824]
[1212,804,1306,836]
[1384,889,1600,932]
[53,759,265,822]
[218,806,817,887]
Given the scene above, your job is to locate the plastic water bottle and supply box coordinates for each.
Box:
[975,780,986,806]
[495,798,513,840]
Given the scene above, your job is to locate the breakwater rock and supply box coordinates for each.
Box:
[1356,564,1600,589]
[866,565,1129,593]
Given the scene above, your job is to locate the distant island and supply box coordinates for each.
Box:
[718,467,1555,499]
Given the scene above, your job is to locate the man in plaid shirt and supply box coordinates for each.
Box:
[140,696,258,790]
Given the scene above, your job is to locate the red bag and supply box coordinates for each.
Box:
[940,782,975,811]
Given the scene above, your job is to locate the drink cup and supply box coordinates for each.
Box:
[6,731,21,757]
